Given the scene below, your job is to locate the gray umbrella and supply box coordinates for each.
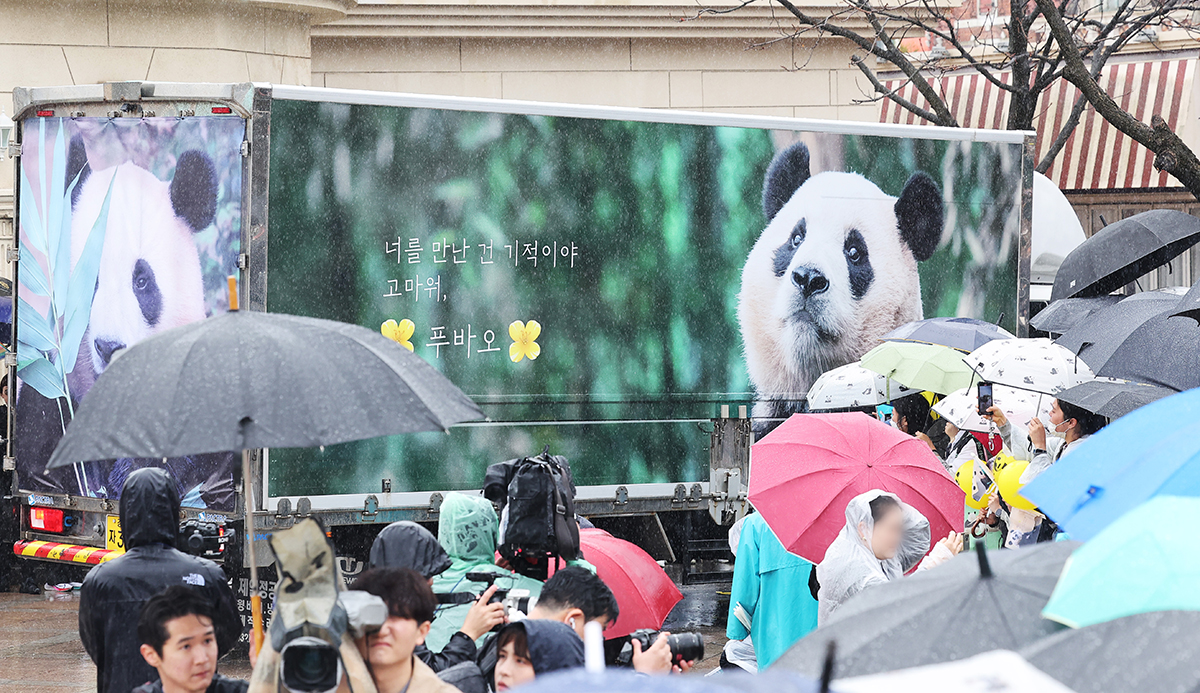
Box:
[47,309,482,465]
[774,542,1073,679]
[881,317,1014,353]
[1031,295,1121,334]
[1173,279,1200,323]
[1096,311,1200,392]
[1057,378,1175,419]
[1021,610,1200,693]
[45,306,483,653]
[1054,291,1181,370]
[1050,210,1200,301]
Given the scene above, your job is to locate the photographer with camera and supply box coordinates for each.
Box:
[79,468,239,693]
[427,494,544,653]
[351,568,461,693]
[133,586,248,693]
[369,521,506,672]
[476,566,692,686]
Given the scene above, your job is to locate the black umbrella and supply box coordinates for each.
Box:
[881,317,1014,353]
[1050,210,1200,301]
[47,310,481,463]
[46,301,483,651]
[1021,610,1200,693]
[1031,295,1121,334]
[774,542,1073,679]
[1097,311,1200,392]
[1057,379,1175,419]
[1173,279,1200,323]
[1054,291,1181,370]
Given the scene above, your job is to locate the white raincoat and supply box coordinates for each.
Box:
[815,490,954,625]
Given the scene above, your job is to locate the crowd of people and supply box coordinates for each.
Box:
[725,391,1107,670]
[77,467,692,693]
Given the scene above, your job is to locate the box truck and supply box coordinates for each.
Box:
[4,81,1031,611]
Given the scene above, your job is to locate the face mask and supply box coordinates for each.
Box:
[1039,414,1068,439]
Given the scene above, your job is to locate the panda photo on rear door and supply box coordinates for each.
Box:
[16,126,239,506]
[738,141,944,423]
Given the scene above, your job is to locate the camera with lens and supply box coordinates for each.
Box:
[612,629,705,668]
[278,590,388,693]
[178,518,226,558]
[465,572,509,604]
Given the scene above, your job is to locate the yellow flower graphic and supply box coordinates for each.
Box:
[509,320,542,363]
[381,318,415,351]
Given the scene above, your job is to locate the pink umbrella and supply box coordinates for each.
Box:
[578,528,682,639]
[748,412,964,564]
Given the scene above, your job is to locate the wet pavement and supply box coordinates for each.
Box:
[0,583,728,691]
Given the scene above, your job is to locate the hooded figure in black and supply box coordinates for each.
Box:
[78,468,240,693]
[368,521,481,673]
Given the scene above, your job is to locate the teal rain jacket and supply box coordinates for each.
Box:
[726,512,819,668]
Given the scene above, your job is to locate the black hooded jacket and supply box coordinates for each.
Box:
[78,468,240,693]
[478,619,585,688]
[369,521,477,672]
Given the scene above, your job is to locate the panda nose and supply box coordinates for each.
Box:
[792,267,830,299]
[94,338,126,367]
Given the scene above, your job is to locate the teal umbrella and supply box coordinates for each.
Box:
[1042,496,1200,628]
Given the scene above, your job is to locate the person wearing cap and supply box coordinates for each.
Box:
[369,521,506,672]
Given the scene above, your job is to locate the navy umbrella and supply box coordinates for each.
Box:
[881,317,1014,353]
[1021,611,1200,693]
[1056,378,1175,419]
[1051,210,1200,301]
[774,543,1071,679]
[1054,291,1181,370]
[1030,295,1121,335]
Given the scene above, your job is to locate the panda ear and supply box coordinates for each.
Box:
[894,172,943,262]
[170,150,218,232]
[762,142,811,221]
[66,136,91,207]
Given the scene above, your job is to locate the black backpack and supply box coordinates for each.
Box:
[483,449,581,571]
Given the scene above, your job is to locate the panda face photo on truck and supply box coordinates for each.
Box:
[66,139,217,373]
[738,142,944,418]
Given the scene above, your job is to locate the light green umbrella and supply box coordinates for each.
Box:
[1042,495,1200,629]
[860,341,976,395]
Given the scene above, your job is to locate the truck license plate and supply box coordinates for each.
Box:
[106,515,124,551]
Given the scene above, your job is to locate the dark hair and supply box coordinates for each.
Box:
[352,567,437,624]
[868,494,901,523]
[137,586,215,656]
[537,566,620,625]
[891,393,932,435]
[1057,400,1108,436]
[496,623,530,661]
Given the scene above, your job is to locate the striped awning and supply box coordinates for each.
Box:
[880,57,1196,190]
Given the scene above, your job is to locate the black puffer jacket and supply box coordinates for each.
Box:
[78,468,240,693]
[132,674,248,693]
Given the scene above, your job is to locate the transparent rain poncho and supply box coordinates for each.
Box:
[815,490,934,625]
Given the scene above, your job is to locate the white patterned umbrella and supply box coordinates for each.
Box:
[933,385,1054,434]
[964,338,1094,395]
[806,361,916,411]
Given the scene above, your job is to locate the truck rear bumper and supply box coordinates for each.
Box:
[13,540,122,565]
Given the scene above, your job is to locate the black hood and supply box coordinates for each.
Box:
[368,521,451,578]
[119,467,180,548]
[512,620,585,675]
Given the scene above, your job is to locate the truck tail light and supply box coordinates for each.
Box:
[30,507,65,533]
[211,106,232,114]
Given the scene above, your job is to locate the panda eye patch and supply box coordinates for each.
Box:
[844,232,867,264]
[772,218,806,277]
[131,259,164,327]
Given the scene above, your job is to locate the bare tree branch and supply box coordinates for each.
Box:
[1034,0,1200,197]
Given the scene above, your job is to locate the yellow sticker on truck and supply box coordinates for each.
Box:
[106,515,125,552]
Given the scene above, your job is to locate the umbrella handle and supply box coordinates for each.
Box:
[968,515,991,540]
[250,594,264,654]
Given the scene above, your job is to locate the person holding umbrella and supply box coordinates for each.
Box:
[890,392,950,459]
[816,490,962,624]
